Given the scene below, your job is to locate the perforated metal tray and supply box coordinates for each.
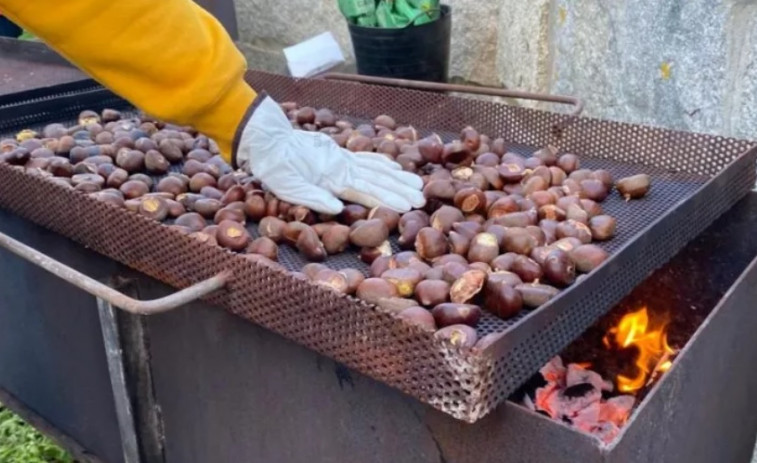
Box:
[0,71,754,423]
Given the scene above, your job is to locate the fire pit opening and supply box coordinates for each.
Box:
[509,199,757,445]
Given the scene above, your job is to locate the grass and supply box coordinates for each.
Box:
[0,403,73,463]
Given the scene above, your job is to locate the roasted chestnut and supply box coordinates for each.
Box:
[556,220,592,244]
[356,278,399,304]
[349,219,389,248]
[415,280,451,307]
[312,269,349,294]
[193,198,223,218]
[510,255,543,283]
[415,227,449,260]
[174,212,207,232]
[516,283,560,308]
[434,325,478,348]
[569,244,609,273]
[589,215,617,241]
[115,149,145,172]
[543,249,576,287]
[296,226,327,261]
[217,220,250,251]
[189,172,217,192]
[397,307,437,331]
[579,179,609,202]
[321,224,351,254]
[339,204,369,225]
[119,180,149,199]
[467,233,500,263]
[485,280,524,320]
[430,206,464,234]
[156,176,187,196]
[432,303,481,328]
[138,197,169,221]
[246,236,280,261]
[616,174,651,200]
[449,269,487,304]
[381,268,424,298]
[556,154,580,173]
[339,268,365,295]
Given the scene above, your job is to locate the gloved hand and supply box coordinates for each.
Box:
[235,94,426,215]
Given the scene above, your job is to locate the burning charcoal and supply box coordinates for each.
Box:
[571,401,601,433]
[539,356,567,385]
[559,384,602,418]
[534,383,560,419]
[566,363,605,391]
[598,396,635,427]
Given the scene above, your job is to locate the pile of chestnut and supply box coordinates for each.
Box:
[0,105,650,349]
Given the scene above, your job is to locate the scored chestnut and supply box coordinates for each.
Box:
[467,232,499,264]
[450,269,487,304]
[138,197,169,221]
[381,268,424,298]
[434,324,478,348]
[415,227,449,260]
[312,269,350,294]
[217,220,250,251]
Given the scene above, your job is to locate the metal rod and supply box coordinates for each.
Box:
[319,72,585,127]
[0,231,231,315]
[98,297,142,463]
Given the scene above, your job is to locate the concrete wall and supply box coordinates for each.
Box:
[233,0,757,140]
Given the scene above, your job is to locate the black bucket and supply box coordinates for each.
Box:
[347,4,451,83]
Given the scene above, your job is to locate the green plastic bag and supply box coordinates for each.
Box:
[338,0,375,19]
[376,0,401,28]
[394,0,420,24]
[356,11,378,27]
[408,0,439,25]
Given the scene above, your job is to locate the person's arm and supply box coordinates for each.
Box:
[0,0,255,160]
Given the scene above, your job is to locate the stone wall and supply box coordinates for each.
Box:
[233,0,757,139]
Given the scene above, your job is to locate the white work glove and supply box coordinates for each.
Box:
[235,94,426,215]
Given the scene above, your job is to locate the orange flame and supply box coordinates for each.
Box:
[603,307,676,393]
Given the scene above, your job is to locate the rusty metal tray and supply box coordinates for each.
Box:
[0,71,755,423]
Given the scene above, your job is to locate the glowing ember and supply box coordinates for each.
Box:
[603,307,677,393]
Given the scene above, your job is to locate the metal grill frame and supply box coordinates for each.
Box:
[0,71,755,423]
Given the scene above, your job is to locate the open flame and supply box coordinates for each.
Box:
[603,307,676,393]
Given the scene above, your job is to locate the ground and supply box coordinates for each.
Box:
[0,403,73,463]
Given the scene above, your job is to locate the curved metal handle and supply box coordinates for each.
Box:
[319,72,584,133]
[0,231,231,315]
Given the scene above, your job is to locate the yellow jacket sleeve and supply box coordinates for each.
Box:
[0,0,257,162]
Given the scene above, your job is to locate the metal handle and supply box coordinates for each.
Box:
[0,231,231,315]
[319,72,584,133]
